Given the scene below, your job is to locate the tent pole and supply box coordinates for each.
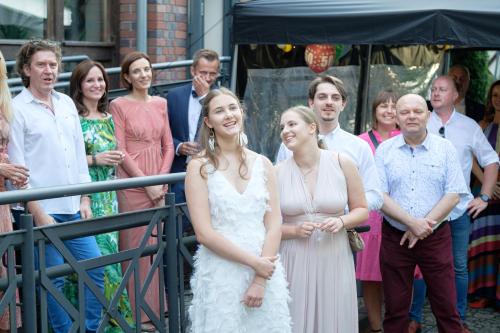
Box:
[230,44,239,92]
[443,50,451,74]
[355,44,372,134]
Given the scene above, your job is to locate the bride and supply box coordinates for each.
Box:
[185,88,291,333]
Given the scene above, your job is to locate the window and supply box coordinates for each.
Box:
[0,0,47,39]
[64,0,112,42]
[0,0,112,42]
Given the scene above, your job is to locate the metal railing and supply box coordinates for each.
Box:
[7,56,232,95]
[4,55,91,68]
[0,173,190,333]
[0,171,373,332]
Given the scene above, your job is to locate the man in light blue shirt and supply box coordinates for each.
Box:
[376,94,470,333]
[409,76,499,332]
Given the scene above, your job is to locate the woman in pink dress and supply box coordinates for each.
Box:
[109,52,174,331]
[357,90,399,333]
[0,50,27,332]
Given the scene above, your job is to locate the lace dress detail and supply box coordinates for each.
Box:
[189,156,292,333]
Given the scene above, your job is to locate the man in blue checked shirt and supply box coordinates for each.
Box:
[409,76,499,333]
[375,94,472,333]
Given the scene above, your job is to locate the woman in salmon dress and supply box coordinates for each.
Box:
[110,52,174,331]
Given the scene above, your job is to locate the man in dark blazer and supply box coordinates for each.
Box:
[167,49,220,207]
[448,64,485,123]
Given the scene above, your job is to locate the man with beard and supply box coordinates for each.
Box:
[276,75,382,211]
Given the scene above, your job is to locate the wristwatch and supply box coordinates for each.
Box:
[478,193,490,203]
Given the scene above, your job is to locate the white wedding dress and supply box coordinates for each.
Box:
[189,156,292,333]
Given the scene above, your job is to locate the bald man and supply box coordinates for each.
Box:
[408,76,498,332]
[375,94,469,332]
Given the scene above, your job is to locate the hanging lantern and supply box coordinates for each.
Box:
[277,44,294,53]
[305,44,335,74]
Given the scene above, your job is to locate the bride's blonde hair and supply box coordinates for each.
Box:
[0,51,13,122]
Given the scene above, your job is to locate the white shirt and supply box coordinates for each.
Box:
[8,88,91,214]
[428,110,499,218]
[175,86,204,156]
[376,133,471,231]
[187,87,202,142]
[276,125,383,211]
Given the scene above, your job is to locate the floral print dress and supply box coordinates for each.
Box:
[64,116,134,332]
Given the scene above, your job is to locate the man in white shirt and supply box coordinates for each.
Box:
[9,40,104,333]
[408,75,498,332]
[276,75,382,211]
[376,93,469,333]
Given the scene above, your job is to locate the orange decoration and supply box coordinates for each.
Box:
[305,44,335,73]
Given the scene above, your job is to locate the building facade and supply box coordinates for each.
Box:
[1,0,234,85]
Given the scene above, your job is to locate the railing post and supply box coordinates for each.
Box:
[166,193,180,332]
[20,212,37,333]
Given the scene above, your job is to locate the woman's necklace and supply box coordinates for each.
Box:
[298,163,318,182]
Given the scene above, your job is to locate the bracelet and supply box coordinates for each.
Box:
[338,216,345,229]
[253,281,266,288]
[92,153,97,166]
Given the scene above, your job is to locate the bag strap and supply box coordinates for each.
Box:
[368,130,380,149]
[336,153,353,231]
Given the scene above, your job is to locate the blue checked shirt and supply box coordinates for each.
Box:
[375,133,472,231]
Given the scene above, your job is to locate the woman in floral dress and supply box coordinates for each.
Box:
[68,60,133,332]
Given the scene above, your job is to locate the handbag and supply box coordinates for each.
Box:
[336,152,365,252]
[347,229,365,252]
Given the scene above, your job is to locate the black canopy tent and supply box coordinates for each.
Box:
[232,0,500,47]
[231,0,500,134]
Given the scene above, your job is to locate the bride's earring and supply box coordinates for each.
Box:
[238,131,248,147]
[208,129,216,152]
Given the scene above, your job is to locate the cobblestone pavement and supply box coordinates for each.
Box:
[420,301,499,333]
[359,297,500,333]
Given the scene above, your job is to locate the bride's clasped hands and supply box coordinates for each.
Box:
[242,255,278,308]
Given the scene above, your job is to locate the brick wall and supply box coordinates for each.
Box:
[119,0,188,84]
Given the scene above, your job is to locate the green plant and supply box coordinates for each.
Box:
[451,50,493,104]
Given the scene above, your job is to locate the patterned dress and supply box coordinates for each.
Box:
[64,116,134,332]
[468,122,500,310]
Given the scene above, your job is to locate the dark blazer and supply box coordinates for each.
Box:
[464,97,485,123]
[167,83,193,173]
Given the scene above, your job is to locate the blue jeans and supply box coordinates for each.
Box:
[409,213,470,322]
[409,278,426,323]
[35,213,105,332]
